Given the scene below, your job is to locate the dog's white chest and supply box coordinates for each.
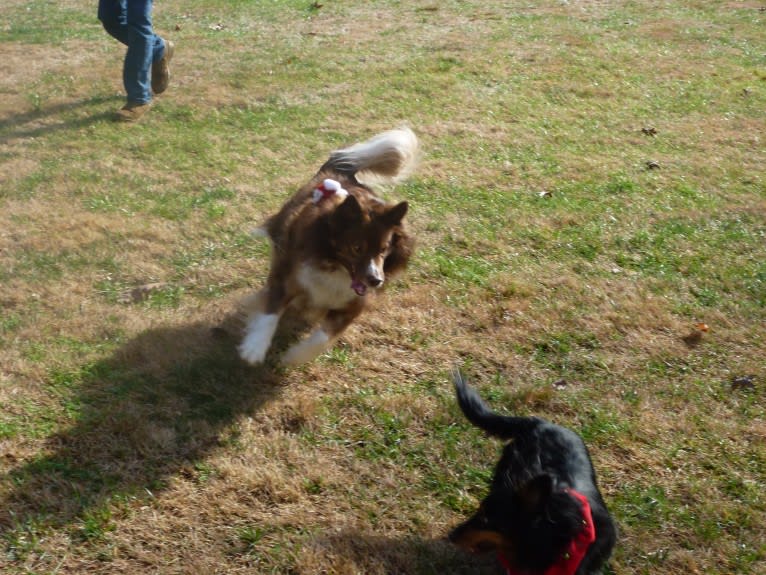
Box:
[297,263,357,309]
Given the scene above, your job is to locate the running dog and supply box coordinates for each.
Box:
[238,127,418,366]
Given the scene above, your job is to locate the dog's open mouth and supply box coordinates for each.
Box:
[351,279,367,296]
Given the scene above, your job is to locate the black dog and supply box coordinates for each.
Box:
[449,371,617,575]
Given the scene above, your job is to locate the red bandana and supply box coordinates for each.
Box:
[497,489,596,575]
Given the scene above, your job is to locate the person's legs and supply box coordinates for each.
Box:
[124,0,163,104]
[101,0,169,121]
[98,0,129,45]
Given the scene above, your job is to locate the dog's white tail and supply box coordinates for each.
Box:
[322,127,419,183]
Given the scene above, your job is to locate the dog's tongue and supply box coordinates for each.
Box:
[351,279,367,296]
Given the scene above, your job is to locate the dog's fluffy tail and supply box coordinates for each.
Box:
[452,369,539,439]
[321,126,419,183]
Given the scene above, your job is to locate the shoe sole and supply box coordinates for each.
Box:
[152,40,174,95]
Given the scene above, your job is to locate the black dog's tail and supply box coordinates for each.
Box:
[452,369,539,439]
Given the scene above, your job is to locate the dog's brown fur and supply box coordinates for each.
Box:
[239,127,418,366]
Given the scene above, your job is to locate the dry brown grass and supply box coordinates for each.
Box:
[2,1,765,574]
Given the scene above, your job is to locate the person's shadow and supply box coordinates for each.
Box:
[0,315,282,535]
[0,96,119,144]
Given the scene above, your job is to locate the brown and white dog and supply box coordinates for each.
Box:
[238,127,418,366]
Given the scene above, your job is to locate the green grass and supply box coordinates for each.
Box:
[2,1,100,43]
[1,1,765,574]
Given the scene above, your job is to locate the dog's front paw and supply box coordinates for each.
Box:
[281,329,331,366]
[238,313,280,365]
[238,337,268,365]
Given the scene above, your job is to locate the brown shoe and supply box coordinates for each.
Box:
[115,101,152,122]
[152,39,174,95]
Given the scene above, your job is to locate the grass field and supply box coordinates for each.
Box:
[1,1,765,573]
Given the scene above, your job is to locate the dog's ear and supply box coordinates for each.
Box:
[381,201,408,227]
[383,229,413,275]
[450,527,505,555]
[333,194,363,224]
[518,474,554,512]
[449,515,505,554]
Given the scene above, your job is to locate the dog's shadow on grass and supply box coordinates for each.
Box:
[0,316,281,539]
[306,531,499,574]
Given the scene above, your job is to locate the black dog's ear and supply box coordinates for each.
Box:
[449,514,505,554]
[518,474,554,512]
[381,201,408,226]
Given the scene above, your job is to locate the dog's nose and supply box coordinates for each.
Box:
[367,275,383,287]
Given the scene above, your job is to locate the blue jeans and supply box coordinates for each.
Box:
[98,0,165,104]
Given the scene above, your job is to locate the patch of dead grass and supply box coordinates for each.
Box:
[1,1,765,574]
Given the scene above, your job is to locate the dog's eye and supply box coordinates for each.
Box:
[349,244,362,256]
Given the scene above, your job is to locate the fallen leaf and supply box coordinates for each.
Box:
[119,282,168,304]
[552,379,568,389]
[731,375,755,391]
[682,329,704,347]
